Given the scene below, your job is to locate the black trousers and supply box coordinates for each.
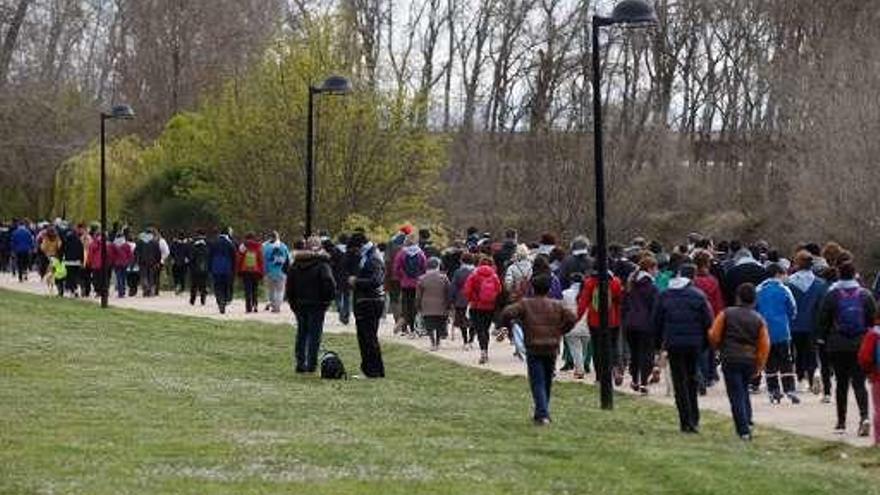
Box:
[818,344,833,396]
[766,341,796,396]
[81,268,93,296]
[423,315,447,347]
[190,271,208,304]
[792,332,818,384]
[401,288,417,331]
[627,331,655,387]
[15,252,29,281]
[65,265,82,295]
[172,264,187,292]
[213,273,232,309]
[355,299,385,378]
[829,350,869,423]
[470,310,494,352]
[126,270,140,296]
[668,348,701,431]
[241,273,261,312]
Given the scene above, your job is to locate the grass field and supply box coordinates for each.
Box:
[2,289,880,495]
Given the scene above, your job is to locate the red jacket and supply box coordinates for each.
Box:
[694,273,725,317]
[464,265,502,312]
[108,240,133,268]
[86,235,107,270]
[857,327,880,382]
[578,274,624,329]
[236,240,265,276]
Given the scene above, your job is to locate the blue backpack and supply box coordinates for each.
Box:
[835,287,866,338]
[403,251,423,279]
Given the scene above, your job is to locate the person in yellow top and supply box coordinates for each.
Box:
[708,282,771,441]
[39,227,63,280]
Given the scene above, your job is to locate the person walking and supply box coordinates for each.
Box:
[622,255,660,394]
[817,262,877,436]
[61,227,84,297]
[263,231,290,313]
[188,230,210,305]
[417,257,451,350]
[562,273,591,379]
[559,237,593,290]
[709,283,770,440]
[327,234,352,325]
[169,232,190,294]
[349,232,386,378]
[208,230,237,314]
[109,231,133,298]
[653,264,714,433]
[694,249,725,390]
[11,220,34,282]
[393,235,427,335]
[156,230,170,296]
[286,237,336,373]
[787,251,828,396]
[135,229,161,297]
[450,252,476,348]
[756,263,799,404]
[578,268,625,386]
[385,225,412,332]
[857,324,880,446]
[464,257,503,365]
[501,274,577,425]
[236,232,265,314]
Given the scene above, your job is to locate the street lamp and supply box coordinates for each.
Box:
[592,0,657,410]
[305,75,351,238]
[99,104,135,309]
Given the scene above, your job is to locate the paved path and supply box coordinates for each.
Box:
[0,274,872,447]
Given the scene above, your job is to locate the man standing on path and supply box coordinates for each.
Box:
[653,264,714,434]
[286,237,336,373]
[349,232,386,378]
[502,274,577,425]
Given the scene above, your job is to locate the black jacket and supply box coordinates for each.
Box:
[286,251,336,311]
[653,281,713,351]
[559,254,593,289]
[62,230,84,263]
[353,244,385,303]
[723,262,768,307]
[189,237,209,274]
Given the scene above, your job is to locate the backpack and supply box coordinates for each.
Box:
[271,246,287,268]
[243,249,258,271]
[835,287,866,338]
[193,245,209,273]
[478,275,498,306]
[403,251,423,279]
[320,351,347,379]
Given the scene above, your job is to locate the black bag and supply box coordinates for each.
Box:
[320,351,347,380]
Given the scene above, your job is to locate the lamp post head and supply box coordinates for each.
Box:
[318,75,352,95]
[609,0,658,26]
[104,104,135,120]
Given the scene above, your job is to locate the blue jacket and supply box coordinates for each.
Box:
[11,225,34,254]
[787,271,828,336]
[756,278,797,344]
[653,278,713,351]
[209,235,237,276]
[262,241,290,281]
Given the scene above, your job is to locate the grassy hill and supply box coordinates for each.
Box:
[1,289,879,494]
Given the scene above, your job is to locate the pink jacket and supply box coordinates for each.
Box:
[393,245,427,289]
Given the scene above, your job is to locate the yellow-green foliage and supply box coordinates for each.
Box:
[53,20,447,238]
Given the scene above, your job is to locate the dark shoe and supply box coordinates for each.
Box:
[219,305,226,314]
[787,393,801,405]
[533,417,551,426]
[834,422,846,434]
[639,386,649,396]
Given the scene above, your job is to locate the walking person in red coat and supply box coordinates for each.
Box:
[236,232,265,314]
[464,256,503,365]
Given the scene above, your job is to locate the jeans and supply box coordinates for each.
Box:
[336,289,352,324]
[294,307,327,372]
[241,273,261,312]
[668,348,701,431]
[213,273,232,310]
[266,276,286,312]
[627,331,654,387]
[527,354,556,421]
[401,287,417,332]
[829,350,869,423]
[355,299,385,378]
[140,264,156,296]
[565,334,591,376]
[114,267,127,297]
[766,341,796,396]
[470,310,494,352]
[699,349,719,386]
[723,362,755,436]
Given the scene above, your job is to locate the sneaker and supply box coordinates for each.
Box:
[822,394,832,404]
[834,422,846,434]
[769,393,782,405]
[219,305,226,314]
[533,417,551,427]
[740,434,752,442]
[639,386,649,396]
[787,393,801,405]
[478,352,488,365]
[858,419,870,437]
[810,379,821,395]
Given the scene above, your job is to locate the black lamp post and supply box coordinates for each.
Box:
[99,104,135,308]
[305,75,351,238]
[592,0,657,410]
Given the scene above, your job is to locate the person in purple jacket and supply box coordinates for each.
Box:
[392,235,427,336]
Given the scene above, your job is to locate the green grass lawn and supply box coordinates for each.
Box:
[2,289,879,495]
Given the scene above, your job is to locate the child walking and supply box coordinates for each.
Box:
[857,324,880,445]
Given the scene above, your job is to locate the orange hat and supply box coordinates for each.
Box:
[400,224,414,236]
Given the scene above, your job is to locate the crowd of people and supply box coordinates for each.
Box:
[3,218,880,443]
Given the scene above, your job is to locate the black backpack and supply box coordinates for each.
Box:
[320,351,347,380]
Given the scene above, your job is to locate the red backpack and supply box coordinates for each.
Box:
[477,275,499,306]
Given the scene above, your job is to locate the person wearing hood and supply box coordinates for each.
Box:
[385,225,413,331]
[622,255,660,394]
[135,229,161,297]
[109,230,133,298]
[817,261,877,436]
[464,257,502,364]
[208,230,237,314]
[559,237,593,290]
[349,232,386,378]
[693,249,725,392]
[417,257,451,351]
[709,283,771,441]
[787,251,829,397]
[393,235,427,335]
[756,263,799,404]
[653,264,714,433]
[450,252,477,347]
[236,232,266,314]
[61,227,84,297]
[85,229,109,299]
[722,247,769,307]
[11,220,34,282]
[578,267,625,386]
[504,244,533,304]
[262,231,290,314]
[286,237,336,373]
[188,230,210,306]
[493,230,518,274]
